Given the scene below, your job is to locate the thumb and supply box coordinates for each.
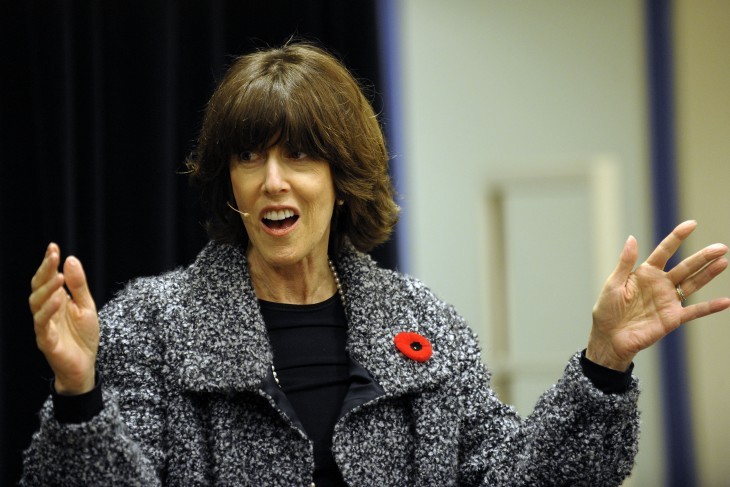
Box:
[608,235,639,287]
[63,256,96,311]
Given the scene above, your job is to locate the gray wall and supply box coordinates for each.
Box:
[397,1,661,484]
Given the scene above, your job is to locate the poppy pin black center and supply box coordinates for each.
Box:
[410,341,423,351]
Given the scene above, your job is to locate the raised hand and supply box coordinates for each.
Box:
[587,220,730,371]
[28,243,99,395]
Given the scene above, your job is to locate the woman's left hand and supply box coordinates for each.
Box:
[587,220,730,371]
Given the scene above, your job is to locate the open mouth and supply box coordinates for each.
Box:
[262,209,299,231]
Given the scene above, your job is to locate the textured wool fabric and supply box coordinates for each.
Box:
[22,242,640,486]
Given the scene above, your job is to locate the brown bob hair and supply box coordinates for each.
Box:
[186,42,399,254]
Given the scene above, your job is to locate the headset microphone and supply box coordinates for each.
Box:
[227,201,250,218]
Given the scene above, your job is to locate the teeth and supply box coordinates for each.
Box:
[263,209,295,221]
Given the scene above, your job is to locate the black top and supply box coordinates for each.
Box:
[259,293,349,487]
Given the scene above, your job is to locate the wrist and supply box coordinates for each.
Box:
[54,371,96,396]
[586,334,633,372]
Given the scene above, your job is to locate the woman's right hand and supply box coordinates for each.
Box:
[29,243,99,395]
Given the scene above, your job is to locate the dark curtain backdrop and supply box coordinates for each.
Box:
[0,1,398,482]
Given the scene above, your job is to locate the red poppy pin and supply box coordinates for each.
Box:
[394,331,432,363]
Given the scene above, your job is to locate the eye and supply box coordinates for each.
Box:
[286,149,309,160]
[235,150,258,162]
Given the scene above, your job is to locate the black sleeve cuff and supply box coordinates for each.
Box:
[580,349,634,394]
[51,374,104,424]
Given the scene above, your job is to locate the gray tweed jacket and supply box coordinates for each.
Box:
[22,242,639,486]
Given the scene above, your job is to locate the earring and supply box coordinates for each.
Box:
[337,199,345,206]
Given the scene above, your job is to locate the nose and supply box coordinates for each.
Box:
[262,152,290,195]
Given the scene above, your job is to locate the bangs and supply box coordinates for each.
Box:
[220,73,330,159]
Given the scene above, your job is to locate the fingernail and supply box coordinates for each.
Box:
[66,256,79,267]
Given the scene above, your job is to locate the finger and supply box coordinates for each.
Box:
[47,242,59,256]
[30,243,61,291]
[32,286,68,331]
[645,220,697,269]
[28,271,65,314]
[63,256,96,311]
[668,243,728,284]
[680,296,730,324]
[675,257,728,297]
[607,235,639,287]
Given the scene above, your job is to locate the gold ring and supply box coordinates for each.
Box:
[676,284,686,302]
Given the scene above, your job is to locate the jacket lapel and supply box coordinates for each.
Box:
[165,242,272,393]
[335,248,456,398]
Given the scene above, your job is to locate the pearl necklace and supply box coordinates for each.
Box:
[271,258,346,387]
[328,258,346,308]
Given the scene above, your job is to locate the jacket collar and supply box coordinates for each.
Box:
[166,242,456,398]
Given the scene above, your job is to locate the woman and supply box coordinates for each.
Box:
[24,43,730,486]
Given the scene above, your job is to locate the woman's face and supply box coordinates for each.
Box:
[229,144,336,269]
